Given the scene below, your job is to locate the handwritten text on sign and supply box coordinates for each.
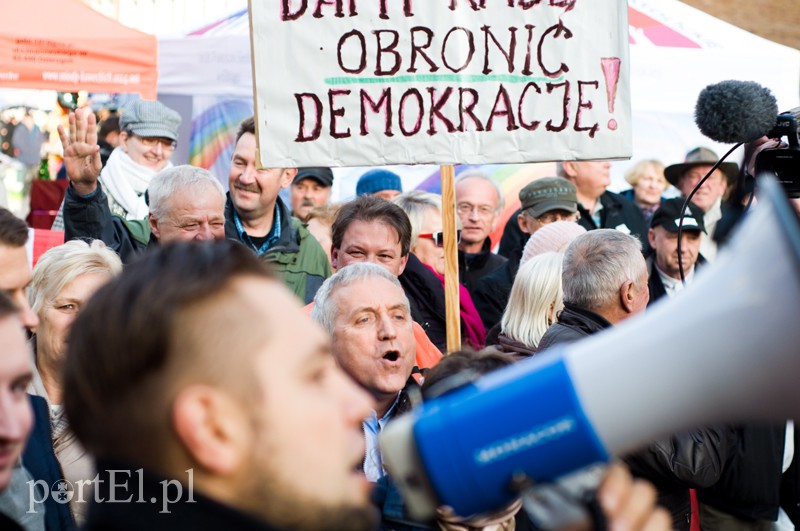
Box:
[249,0,630,167]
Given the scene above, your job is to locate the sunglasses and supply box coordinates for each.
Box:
[418,230,462,247]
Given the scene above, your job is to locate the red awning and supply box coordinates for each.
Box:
[0,0,158,99]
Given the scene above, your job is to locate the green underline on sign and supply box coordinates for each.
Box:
[324,74,564,85]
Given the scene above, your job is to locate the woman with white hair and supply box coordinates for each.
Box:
[28,239,122,523]
[496,252,564,357]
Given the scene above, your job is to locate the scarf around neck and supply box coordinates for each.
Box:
[98,147,172,220]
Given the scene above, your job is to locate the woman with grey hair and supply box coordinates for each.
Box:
[28,239,122,523]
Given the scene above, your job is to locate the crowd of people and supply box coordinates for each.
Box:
[0,96,797,531]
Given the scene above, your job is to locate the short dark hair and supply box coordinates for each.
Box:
[331,195,412,257]
[421,347,514,399]
[98,114,120,140]
[0,208,28,247]
[235,116,256,145]
[63,240,276,464]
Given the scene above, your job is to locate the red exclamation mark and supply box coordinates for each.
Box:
[600,57,621,131]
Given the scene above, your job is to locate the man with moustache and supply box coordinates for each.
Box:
[290,167,334,223]
[226,117,330,303]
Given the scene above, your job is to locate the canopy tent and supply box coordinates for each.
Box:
[0,0,158,99]
[158,0,800,245]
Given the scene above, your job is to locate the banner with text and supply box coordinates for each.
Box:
[249,0,631,167]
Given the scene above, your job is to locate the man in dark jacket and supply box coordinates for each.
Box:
[454,172,507,293]
[62,241,377,531]
[537,229,649,351]
[645,198,707,305]
[59,108,227,263]
[226,117,330,303]
[537,229,730,530]
[560,161,646,246]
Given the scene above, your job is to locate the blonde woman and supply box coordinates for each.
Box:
[28,239,122,523]
[621,159,668,221]
[497,252,564,357]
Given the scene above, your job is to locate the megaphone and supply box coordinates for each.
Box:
[380,175,800,520]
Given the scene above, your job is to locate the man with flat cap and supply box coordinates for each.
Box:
[473,177,579,331]
[52,99,182,230]
[665,147,739,262]
[291,167,334,223]
[646,198,707,304]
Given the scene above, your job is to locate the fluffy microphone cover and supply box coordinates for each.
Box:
[694,80,778,144]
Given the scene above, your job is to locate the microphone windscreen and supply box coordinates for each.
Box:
[694,80,778,144]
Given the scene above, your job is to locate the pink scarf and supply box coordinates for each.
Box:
[424,264,487,349]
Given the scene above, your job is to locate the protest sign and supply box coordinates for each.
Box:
[249,0,630,167]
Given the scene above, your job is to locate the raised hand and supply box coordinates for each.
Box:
[57,107,102,195]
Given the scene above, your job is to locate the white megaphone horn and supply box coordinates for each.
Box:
[381,175,800,520]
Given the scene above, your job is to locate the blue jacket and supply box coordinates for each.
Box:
[22,395,77,531]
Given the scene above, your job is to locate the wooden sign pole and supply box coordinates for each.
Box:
[441,164,461,353]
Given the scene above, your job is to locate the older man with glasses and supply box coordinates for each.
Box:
[454,172,508,295]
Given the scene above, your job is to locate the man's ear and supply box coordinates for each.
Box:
[517,213,531,234]
[171,385,250,476]
[619,280,636,314]
[397,253,409,275]
[149,213,160,240]
[562,161,577,179]
[330,247,340,270]
[647,228,656,249]
[280,169,297,189]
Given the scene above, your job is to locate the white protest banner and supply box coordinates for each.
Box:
[249,0,630,167]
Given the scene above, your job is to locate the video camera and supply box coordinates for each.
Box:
[757,111,800,198]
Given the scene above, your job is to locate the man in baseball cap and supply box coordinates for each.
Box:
[291,167,334,223]
[646,197,707,304]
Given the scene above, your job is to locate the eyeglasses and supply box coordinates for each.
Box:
[418,230,462,247]
[456,203,496,218]
[133,135,177,150]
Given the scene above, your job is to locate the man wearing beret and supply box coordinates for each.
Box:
[645,198,707,304]
[291,167,334,223]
